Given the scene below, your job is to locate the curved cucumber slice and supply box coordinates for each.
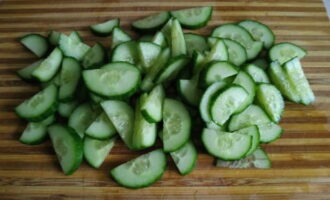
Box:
[90,18,119,36]
[162,98,191,152]
[152,31,167,47]
[233,71,256,112]
[82,43,106,69]
[178,78,202,106]
[111,27,132,49]
[17,59,43,81]
[111,41,139,66]
[58,100,79,118]
[202,128,252,160]
[202,39,228,70]
[170,6,213,29]
[84,136,116,168]
[15,85,58,122]
[244,64,270,83]
[85,112,117,140]
[137,42,162,70]
[207,121,225,131]
[184,33,208,57]
[110,149,166,188]
[69,31,82,42]
[48,124,83,175]
[234,125,260,156]
[48,30,61,46]
[59,57,81,102]
[269,42,307,65]
[258,123,283,143]
[59,34,90,61]
[170,141,197,175]
[171,19,187,57]
[20,33,49,57]
[132,12,170,32]
[141,85,165,123]
[192,50,206,74]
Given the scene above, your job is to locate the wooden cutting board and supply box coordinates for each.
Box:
[1,0,330,199]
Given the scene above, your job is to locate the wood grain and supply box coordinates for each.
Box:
[0,0,330,199]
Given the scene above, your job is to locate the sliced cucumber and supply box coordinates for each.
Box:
[48,124,83,175]
[20,33,49,57]
[137,42,162,70]
[85,112,117,140]
[178,78,202,106]
[59,57,81,102]
[269,42,307,65]
[233,71,256,112]
[171,18,187,57]
[184,33,208,57]
[244,64,270,83]
[207,121,225,131]
[40,73,61,88]
[202,39,228,70]
[69,31,82,42]
[110,149,166,189]
[111,27,132,49]
[58,100,79,118]
[161,18,173,44]
[132,12,170,32]
[152,31,167,47]
[82,43,106,69]
[90,18,119,36]
[170,6,212,29]
[141,85,165,123]
[257,122,283,143]
[162,98,191,152]
[111,41,139,66]
[17,59,43,81]
[48,30,61,46]
[170,140,197,175]
[234,125,260,156]
[59,33,90,61]
[250,57,268,70]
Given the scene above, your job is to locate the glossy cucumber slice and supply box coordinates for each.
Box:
[244,64,270,83]
[85,112,117,140]
[82,43,106,69]
[141,85,165,123]
[90,18,119,36]
[137,42,162,70]
[269,42,306,65]
[170,6,213,29]
[234,125,260,156]
[111,27,132,49]
[59,33,90,61]
[132,12,170,32]
[233,71,256,112]
[20,33,49,57]
[170,141,198,175]
[111,41,139,66]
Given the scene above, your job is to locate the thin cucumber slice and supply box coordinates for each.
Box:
[40,73,61,89]
[32,47,63,82]
[238,20,275,49]
[59,57,81,102]
[137,42,162,70]
[20,33,49,57]
[283,58,315,105]
[48,30,61,46]
[59,33,90,61]
[233,71,256,112]
[184,33,208,57]
[69,31,82,42]
[256,83,284,122]
[58,100,79,118]
[132,94,157,150]
[17,59,43,81]
[210,85,249,126]
[101,100,135,149]
[111,27,132,49]
[171,19,187,57]
[132,12,170,32]
[82,43,106,69]
[170,140,197,175]
[90,18,119,36]
[202,39,228,70]
[170,6,213,29]
[85,112,117,140]
[202,128,252,160]
[257,122,283,143]
[141,85,165,123]
[178,78,203,106]
[207,121,225,131]
[48,124,83,175]
[162,98,191,152]
[244,64,270,83]
[234,125,260,156]
[111,41,139,66]
[15,85,58,122]
[269,42,307,65]
[84,136,116,168]
[83,62,141,99]
[152,31,167,47]
[110,149,166,189]
[216,148,271,168]
[250,57,268,70]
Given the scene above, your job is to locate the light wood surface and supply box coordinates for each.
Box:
[0,0,330,199]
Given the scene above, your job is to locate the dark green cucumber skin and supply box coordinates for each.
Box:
[132,12,170,33]
[20,33,50,58]
[170,7,213,30]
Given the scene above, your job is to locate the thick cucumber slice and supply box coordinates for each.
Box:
[256,83,284,122]
[238,20,275,49]
[152,31,167,47]
[111,41,139,66]
[178,78,202,106]
[17,60,43,81]
[90,18,119,36]
[48,30,61,46]
[202,128,252,160]
[269,42,307,65]
[162,98,191,152]
[250,57,268,70]
[110,149,166,189]
[234,125,260,156]
[48,124,83,175]
[20,33,49,57]
[141,85,165,123]
[111,27,132,49]
[82,43,106,69]
[258,123,283,143]
[15,85,58,122]
[84,136,116,168]
[224,38,247,66]
[59,57,81,102]
[137,42,162,70]
[283,58,315,105]
[268,61,300,103]
[171,19,187,57]
[85,112,117,140]
[170,140,197,175]
[68,103,99,138]
[59,34,90,61]
[101,100,134,149]
[212,24,263,60]
[233,71,256,112]
[132,12,170,32]
[132,94,157,150]
[170,6,213,29]
[69,31,82,42]
[211,85,249,126]
[184,33,208,57]
[58,100,79,118]
[216,148,271,168]
[32,47,63,82]
[83,62,141,99]
[244,64,270,83]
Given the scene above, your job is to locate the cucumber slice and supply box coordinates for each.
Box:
[137,42,162,70]
[132,12,170,32]
[32,47,63,82]
[170,140,197,175]
[283,58,315,105]
[85,112,117,140]
[162,98,191,152]
[206,121,225,131]
[132,94,157,150]
[17,59,43,81]
[59,57,81,102]
[192,50,205,74]
[83,62,141,99]
[110,149,166,189]
[233,71,256,112]
[84,136,116,168]
[238,20,275,49]
[111,41,139,66]
[170,6,213,29]
[244,64,270,83]
[58,100,79,118]
[268,61,300,103]
[257,123,283,143]
[40,73,61,89]
[20,33,49,57]
[141,85,165,123]
[48,124,83,175]
[234,125,260,156]
[202,39,228,69]
[256,83,284,122]
[161,18,173,45]
[82,43,106,69]
[90,18,119,36]
[210,85,249,126]
[48,30,61,46]
[101,100,134,149]
[178,78,202,106]
[212,24,263,60]
[216,148,271,168]
[202,128,252,160]
[250,57,268,70]
[184,33,208,57]
[59,33,90,61]
[111,27,132,49]
[152,31,167,47]
[171,19,187,57]
[69,31,82,42]
[15,85,58,122]
[269,42,307,65]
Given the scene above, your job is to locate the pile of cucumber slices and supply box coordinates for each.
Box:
[16,6,315,189]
